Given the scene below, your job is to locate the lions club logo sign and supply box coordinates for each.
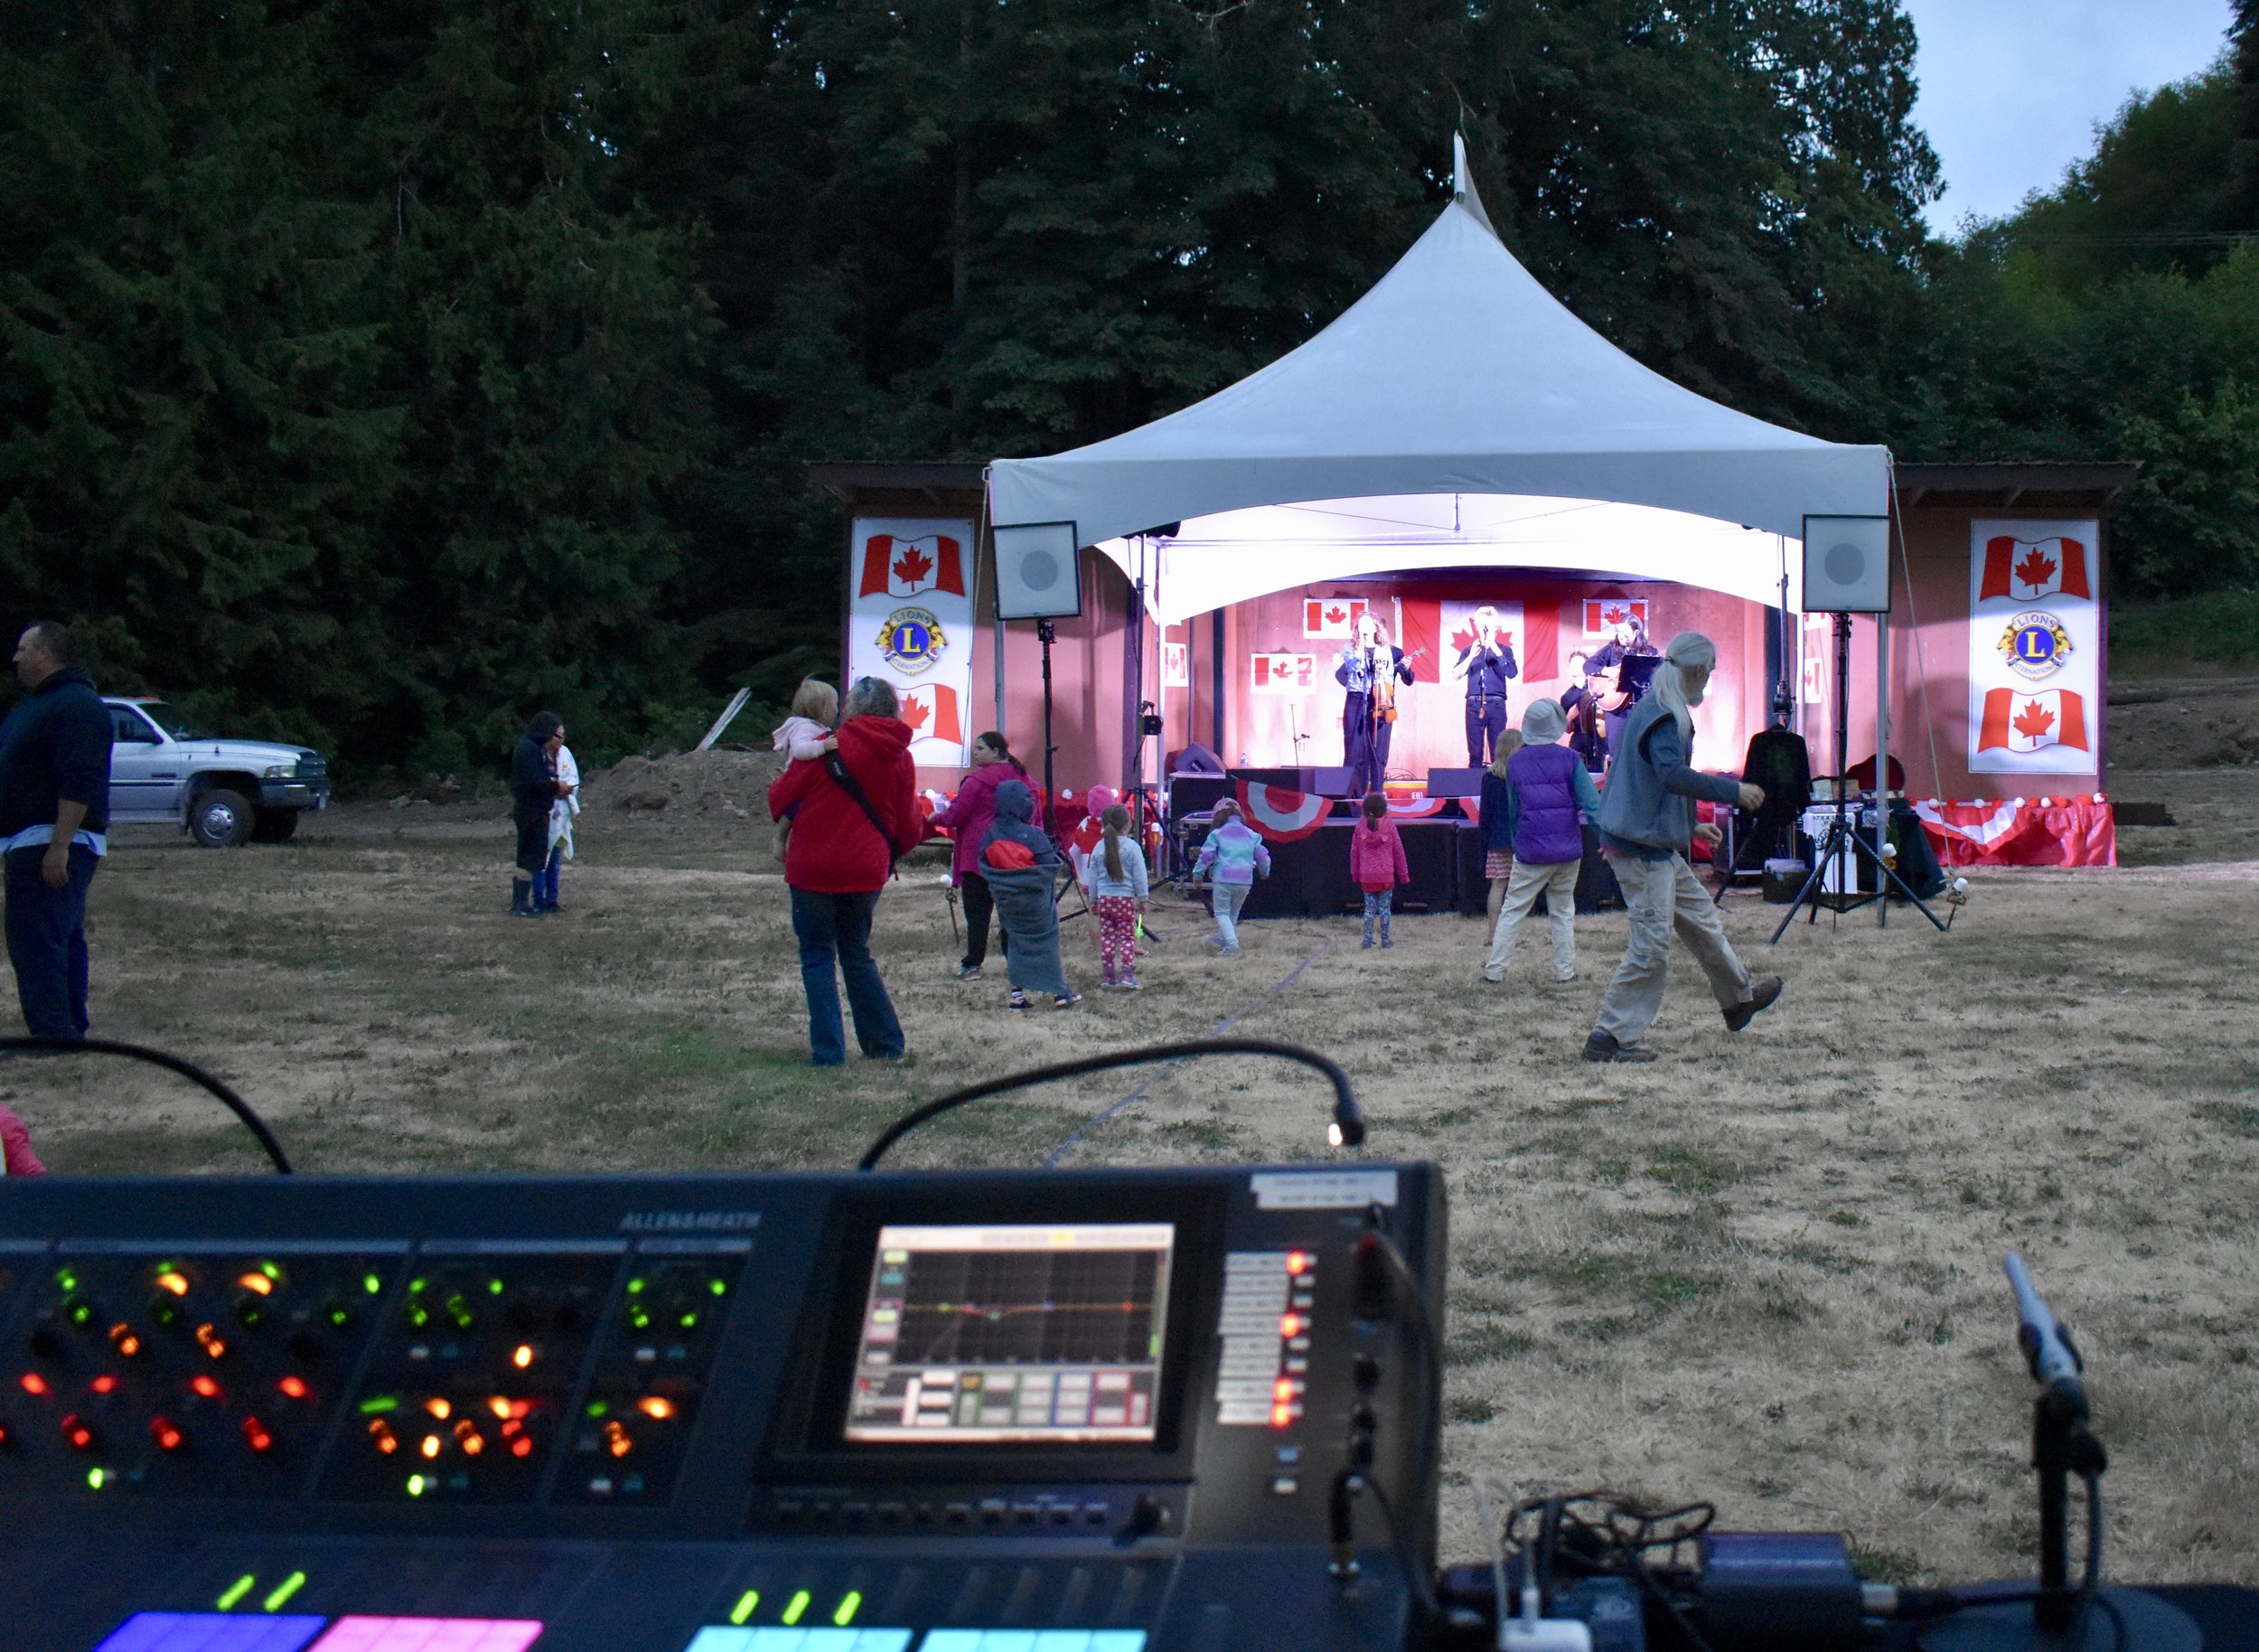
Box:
[1996,610,2071,681]
[876,606,947,675]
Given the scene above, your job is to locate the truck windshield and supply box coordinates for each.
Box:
[137,702,213,741]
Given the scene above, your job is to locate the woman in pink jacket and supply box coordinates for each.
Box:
[1348,792,1411,949]
[929,732,1029,980]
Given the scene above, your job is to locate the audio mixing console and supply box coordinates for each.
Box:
[0,1162,1442,1652]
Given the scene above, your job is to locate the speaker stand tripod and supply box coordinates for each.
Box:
[1770,613,1946,943]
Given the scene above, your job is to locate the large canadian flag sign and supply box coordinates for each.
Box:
[1978,537,2091,603]
[900,682,964,746]
[859,533,966,599]
[1977,688,2089,755]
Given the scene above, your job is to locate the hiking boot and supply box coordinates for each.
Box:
[1723,977,1784,1033]
[1583,1029,1656,1064]
[952,962,982,981]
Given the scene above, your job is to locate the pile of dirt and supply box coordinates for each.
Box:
[583,747,784,820]
[2106,676,2259,768]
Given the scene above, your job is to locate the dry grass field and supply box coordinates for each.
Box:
[5,748,2255,1592]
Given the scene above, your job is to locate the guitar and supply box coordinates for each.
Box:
[1586,652,1656,714]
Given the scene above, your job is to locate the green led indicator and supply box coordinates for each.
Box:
[329,1307,351,1327]
[708,1278,727,1297]
[1149,1334,1160,1357]
[260,1262,282,1281]
[728,1591,760,1626]
[359,1395,399,1415]
[678,1311,698,1329]
[55,1270,78,1292]
[627,1278,646,1295]
[363,1273,382,1295]
[263,1571,307,1612]
[781,1590,811,1627]
[408,1277,426,1295]
[488,1278,504,1295]
[69,1302,91,1325]
[216,1575,258,1611]
[86,1468,107,1489]
[832,1591,863,1628]
[406,1474,427,1497]
[586,1400,609,1418]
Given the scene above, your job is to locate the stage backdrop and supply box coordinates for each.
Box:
[1965,519,2100,777]
[846,516,977,766]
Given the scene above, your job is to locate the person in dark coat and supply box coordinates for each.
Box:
[980,779,1079,1009]
[0,622,111,1039]
[509,712,567,918]
[766,677,925,1065]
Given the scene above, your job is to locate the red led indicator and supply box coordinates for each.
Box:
[19,1373,49,1397]
[510,1436,533,1458]
[1270,1402,1294,1429]
[191,1375,222,1399]
[1279,1313,1302,1338]
[89,1375,118,1395]
[1273,1377,1297,1402]
[277,1375,310,1400]
[61,1413,94,1450]
[241,1416,274,1452]
[151,1416,184,1451]
[109,1323,142,1357]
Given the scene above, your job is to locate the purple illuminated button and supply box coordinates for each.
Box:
[307,1620,544,1652]
[94,1614,327,1652]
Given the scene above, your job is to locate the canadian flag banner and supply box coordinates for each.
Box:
[1978,536,2091,604]
[1251,652,1315,693]
[1303,597,1368,638]
[858,533,966,599]
[1977,687,2089,755]
[900,681,965,747]
[1583,597,1648,638]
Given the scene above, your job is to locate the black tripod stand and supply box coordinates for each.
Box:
[1771,613,1945,943]
[1036,617,1059,837]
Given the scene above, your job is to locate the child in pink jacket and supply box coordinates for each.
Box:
[1348,792,1410,949]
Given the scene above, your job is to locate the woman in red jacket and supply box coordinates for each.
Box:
[766,679,926,1065]
[928,731,1027,980]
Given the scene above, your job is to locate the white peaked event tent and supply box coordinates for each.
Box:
[987,137,1893,624]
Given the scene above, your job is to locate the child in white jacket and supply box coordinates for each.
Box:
[770,678,839,859]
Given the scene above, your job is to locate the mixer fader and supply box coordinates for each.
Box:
[0,1163,1442,1652]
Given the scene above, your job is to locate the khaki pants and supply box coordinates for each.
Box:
[1483,858,1579,981]
[1593,851,1752,1047]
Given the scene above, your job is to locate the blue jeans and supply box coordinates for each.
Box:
[790,887,904,1065]
[5,844,97,1039]
[537,843,562,907]
[1211,880,1250,950]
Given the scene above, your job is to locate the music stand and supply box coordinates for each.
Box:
[1769,614,1945,943]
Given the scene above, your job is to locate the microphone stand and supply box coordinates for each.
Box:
[2004,1254,2108,1634]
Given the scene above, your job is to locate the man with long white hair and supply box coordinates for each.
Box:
[1584,632,1780,1063]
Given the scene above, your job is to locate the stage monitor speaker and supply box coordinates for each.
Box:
[1231,766,1300,789]
[1168,774,1230,817]
[1802,514,1892,613]
[1304,765,1357,797]
[1425,766,1485,799]
[991,521,1084,619]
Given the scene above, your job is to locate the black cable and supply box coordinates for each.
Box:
[0,1036,291,1174]
[856,1037,1366,1169]
[1364,1473,1444,1629]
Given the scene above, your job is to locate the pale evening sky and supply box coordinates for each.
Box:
[1900,0,2237,232]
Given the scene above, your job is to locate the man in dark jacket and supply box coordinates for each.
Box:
[767,678,924,1065]
[510,712,567,918]
[0,622,112,1039]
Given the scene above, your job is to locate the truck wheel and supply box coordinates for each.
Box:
[190,788,253,848]
[249,807,301,844]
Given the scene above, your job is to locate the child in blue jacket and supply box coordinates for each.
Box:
[1191,798,1271,954]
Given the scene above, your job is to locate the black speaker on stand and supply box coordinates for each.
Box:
[992,521,1085,834]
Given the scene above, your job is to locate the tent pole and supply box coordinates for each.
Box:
[1211,610,1225,753]
[1876,610,1890,929]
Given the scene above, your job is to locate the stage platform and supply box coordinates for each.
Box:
[1214,808,1627,919]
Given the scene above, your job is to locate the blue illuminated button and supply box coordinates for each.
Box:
[94,1614,328,1652]
[915,1638,1142,1652]
[1033,1637,1092,1652]
[685,1632,913,1652]
[1090,1637,1147,1652]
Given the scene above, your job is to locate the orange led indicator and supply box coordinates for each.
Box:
[635,1395,676,1421]
[241,1417,274,1453]
[277,1375,310,1400]
[1270,1402,1294,1429]
[191,1375,222,1399]
[511,1344,534,1370]
[419,1434,441,1460]
[510,1435,533,1458]
[1272,1377,1296,1402]
[604,1420,633,1459]
[151,1417,184,1451]
[370,1419,398,1455]
[455,1420,485,1457]
[1286,1251,1311,1275]
[235,1272,275,1297]
[424,1396,452,1420]
[155,1271,190,1297]
[193,1324,227,1360]
[109,1323,142,1357]
[89,1375,118,1395]
[1279,1313,1302,1338]
[20,1373,49,1396]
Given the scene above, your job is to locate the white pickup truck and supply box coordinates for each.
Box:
[102,697,333,847]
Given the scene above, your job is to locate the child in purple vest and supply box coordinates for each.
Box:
[1483,699,1604,983]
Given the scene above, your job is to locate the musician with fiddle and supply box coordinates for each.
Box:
[1450,604,1518,766]
[1580,615,1660,768]
[1336,611,1417,796]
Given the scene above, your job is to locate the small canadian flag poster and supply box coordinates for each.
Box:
[1303,597,1368,639]
[858,533,966,599]
[1977,688,2089,755]
[1978,536,2090,604]
[1251,652,1314,693]
[900,682,965,748]
[1583,597,1647,638]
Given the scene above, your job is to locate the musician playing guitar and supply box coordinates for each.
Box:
[1335,611,1419,796]
[1581,615,1660,768]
